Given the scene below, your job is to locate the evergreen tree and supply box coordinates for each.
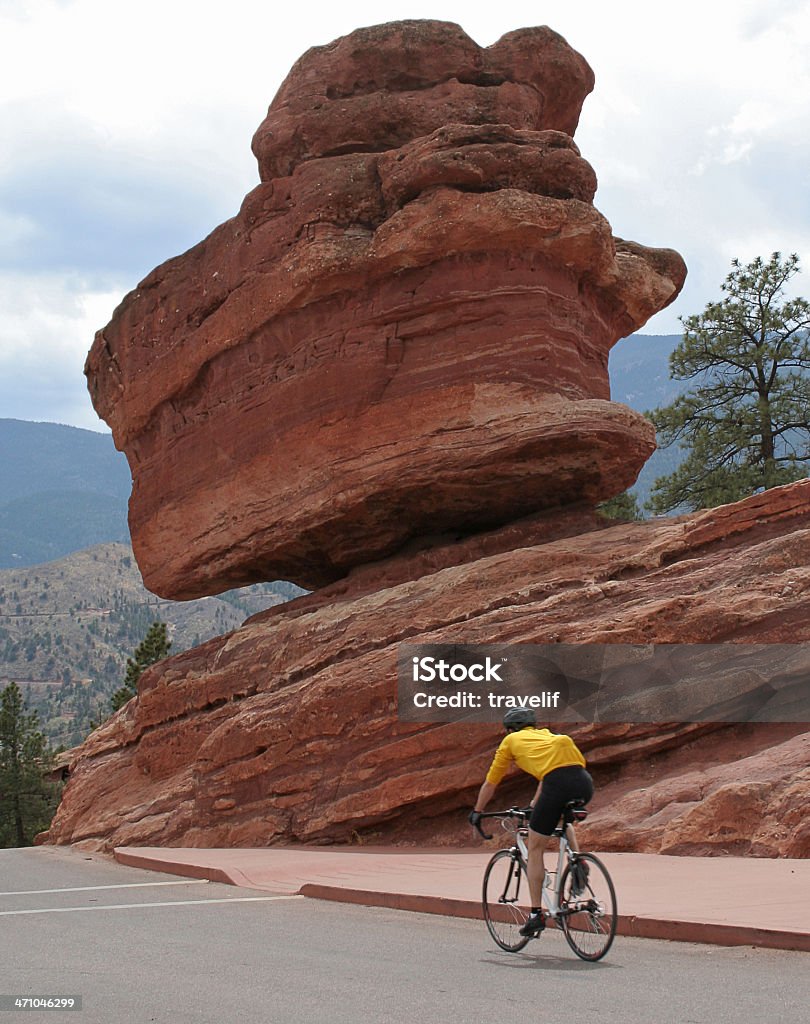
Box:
[597,491,643,521]
[647,253,810,513]
[110,621,171,712]
[0,682,59,847]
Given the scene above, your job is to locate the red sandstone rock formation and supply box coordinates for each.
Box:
[62,21,808,860]
[583,726,810,858]
[251,23,596,179]
[85,20,685,599]
[45,481,810,855]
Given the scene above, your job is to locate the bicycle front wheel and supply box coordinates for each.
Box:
[559,853,617,961]
[482,849,531,952]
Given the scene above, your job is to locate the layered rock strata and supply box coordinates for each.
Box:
[85,21,685,598]
[45,481,810,856]
[61,21,809,860]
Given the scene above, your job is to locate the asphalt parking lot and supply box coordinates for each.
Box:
[3,846,809,1024]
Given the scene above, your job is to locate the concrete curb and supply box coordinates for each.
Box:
[114,849,257,891]
[301,884,810,953]
[617,915,810,953]
[299,884,484,921]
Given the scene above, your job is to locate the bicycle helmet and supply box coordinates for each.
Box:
[503,708,536,731]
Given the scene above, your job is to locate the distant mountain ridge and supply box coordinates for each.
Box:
[609,333,683,411]
[0,542,302,748]
[608,333,685,506]
[0,419,130,504]
[0,419,130,568]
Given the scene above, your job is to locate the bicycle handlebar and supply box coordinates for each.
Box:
[472,806,533,841]
[473,819,493,840]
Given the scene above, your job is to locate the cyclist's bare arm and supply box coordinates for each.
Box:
[473,779,498,813]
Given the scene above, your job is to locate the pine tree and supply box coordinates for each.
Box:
[597,491,643,521]
[0,682,59,847]
[110,621,171,712]
[647,253,810,513]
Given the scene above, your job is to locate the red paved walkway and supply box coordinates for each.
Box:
[114,846,810,952]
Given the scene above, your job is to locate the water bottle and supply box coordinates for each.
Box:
[542,871,555,909]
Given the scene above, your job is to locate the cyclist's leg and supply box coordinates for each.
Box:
[525,828,550,907]
[568,768,595,852]
[527,792,563,907]
[529,767,594,896]
[546,767,593,853]
[565,823,580,852]
[557,769,595,890]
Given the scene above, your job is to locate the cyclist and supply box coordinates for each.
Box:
[468,709,593,937]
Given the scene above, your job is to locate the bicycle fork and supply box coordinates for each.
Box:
[499,850,526,906]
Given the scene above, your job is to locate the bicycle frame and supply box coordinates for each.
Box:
[514,824,572,918]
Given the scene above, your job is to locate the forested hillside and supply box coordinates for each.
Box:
[0,543,302,748]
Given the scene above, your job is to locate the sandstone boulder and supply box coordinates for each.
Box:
[251,22,597,180]
[85,20,685,599]
[64,20,809,865]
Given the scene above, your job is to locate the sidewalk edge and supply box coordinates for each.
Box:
[113,849,256,890]
[299,884,810,953]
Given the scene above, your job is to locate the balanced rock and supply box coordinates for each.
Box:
[85,21,685,599]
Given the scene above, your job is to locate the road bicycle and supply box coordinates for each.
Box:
[474,802,617,961]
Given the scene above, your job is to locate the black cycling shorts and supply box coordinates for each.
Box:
[529,765,594,837]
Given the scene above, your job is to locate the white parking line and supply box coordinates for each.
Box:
[0,895,304,917]
[0,880,211,897]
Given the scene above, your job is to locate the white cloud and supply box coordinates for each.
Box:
[0,273,119,430]
[0,209,39,251]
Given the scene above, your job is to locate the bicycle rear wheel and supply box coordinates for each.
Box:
[482,849,531,952]
[559,853,617,961]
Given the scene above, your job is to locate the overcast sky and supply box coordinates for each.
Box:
[1,0,808,431]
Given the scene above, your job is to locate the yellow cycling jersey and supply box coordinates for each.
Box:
[485,727,585,786]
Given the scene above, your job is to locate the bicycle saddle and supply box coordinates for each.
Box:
[562,800,589,823]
